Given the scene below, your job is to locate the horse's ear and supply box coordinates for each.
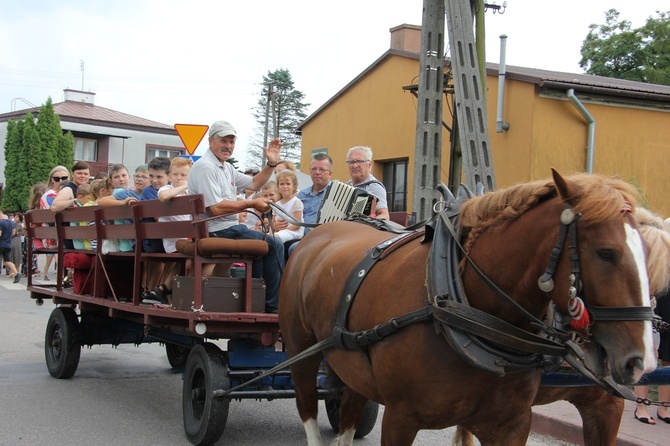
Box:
[551,168,575,204]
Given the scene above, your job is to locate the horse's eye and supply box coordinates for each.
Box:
[597,249,616,263]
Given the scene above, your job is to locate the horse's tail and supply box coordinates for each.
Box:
[453,425,475,446]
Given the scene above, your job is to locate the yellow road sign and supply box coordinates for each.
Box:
[174,124,209,155]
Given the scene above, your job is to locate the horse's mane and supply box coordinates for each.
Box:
[635,207,670,295]
[458,173,642,254]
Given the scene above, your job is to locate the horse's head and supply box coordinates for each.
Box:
[551,169,656,385]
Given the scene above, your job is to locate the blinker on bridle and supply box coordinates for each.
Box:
[537,203,654,331]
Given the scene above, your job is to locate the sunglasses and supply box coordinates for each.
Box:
[52,176,69,182]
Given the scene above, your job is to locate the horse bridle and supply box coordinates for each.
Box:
[537,203,655,331]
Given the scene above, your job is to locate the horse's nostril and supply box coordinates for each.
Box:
[627,356,644,372]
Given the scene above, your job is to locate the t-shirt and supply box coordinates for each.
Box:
[188,149,253,232]
[157,184,192,253]
[346,174,388,211]
[273,196,304,242]
[296,181,330,225]
[0,219,14,249]
[112,188,141,252]
[140,185,164,253]
[40,188,58,209]
[141,186,159,201]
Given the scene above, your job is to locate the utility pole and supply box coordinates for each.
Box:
[80,60,85,91]
[444,0,495,191]
[262,82,274,166]
[412,0,496,215]
[411,0,446,224]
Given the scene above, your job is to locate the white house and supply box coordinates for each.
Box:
[0,88,184,185]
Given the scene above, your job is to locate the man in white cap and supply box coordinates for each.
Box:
[188,120,284,313]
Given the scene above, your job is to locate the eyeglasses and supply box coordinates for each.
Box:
[134,175,149,180]
[310,168,331,173]
[52,176,69,182]
[346,159,369,166]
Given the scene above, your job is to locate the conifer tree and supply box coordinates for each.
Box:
[247,68,309,168]
[36,98,63,170]
[1,98,74,211]
[1,120,23,210]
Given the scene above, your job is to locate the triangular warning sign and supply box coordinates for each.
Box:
[174,124,209,155]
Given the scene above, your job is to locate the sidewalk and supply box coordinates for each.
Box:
[532,398,668,446]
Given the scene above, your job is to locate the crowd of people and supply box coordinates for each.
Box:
[3,119,390,314]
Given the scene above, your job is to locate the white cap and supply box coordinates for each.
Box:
[209,120,236,138]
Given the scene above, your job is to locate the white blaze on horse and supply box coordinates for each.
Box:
[279,170,656,446]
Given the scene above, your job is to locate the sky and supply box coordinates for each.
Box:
[1,0,667,167]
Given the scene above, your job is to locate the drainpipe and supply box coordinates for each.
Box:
[566,89,595,173]
[496,34,510,132]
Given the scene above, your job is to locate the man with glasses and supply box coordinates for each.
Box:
[296,153,333,230]
[345,146,389,220]
[282,153,333,258]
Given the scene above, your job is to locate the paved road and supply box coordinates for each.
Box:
[0,279,572,445]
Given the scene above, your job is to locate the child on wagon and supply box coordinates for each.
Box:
[272,170,304,243]
[142,157,192,304]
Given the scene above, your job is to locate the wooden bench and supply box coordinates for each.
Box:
[26,194,271,314]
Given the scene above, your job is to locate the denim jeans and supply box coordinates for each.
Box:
[209,224,284,311]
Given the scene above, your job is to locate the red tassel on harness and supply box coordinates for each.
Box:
[568,296,590,330]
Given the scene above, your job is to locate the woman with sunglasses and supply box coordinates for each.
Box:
[50,161,91,213]
[38,165,70,280]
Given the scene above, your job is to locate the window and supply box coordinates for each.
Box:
[147,148,181,160]
[74,138,98,161]
[382,160,408,212]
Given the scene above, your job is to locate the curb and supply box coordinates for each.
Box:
[531,406,644,446]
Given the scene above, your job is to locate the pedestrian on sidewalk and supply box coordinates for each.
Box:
[655,217,670,424]
[0,211,21,283]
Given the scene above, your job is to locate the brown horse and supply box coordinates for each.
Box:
[279,170,657,446]
[480,206,670,446]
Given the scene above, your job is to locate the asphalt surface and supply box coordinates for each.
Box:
[1,274,573,445]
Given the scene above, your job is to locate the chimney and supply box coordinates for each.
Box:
[390,24,422,53]
[63,88,95,105]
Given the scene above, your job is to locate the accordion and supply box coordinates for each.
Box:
[316,181,376,224]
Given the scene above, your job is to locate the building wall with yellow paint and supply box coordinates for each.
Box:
[301,46,670,216]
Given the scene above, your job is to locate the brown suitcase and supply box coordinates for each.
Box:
[171,276,266,313]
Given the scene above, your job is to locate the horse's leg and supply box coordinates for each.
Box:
[291,355,325,446]
[331,387,369,446]
[379,406,420,446]
[453,426,475,446]
[533,386,623,446]
[568,387,623,446]
[470,409,532,446]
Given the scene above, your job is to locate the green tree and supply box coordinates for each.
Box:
[59,131,75,169]
[580,9,670,85]
[2,120,24,210]
[247,68,309,168]
[2,97,72,211]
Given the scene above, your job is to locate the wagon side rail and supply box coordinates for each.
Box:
[25,195,280,338]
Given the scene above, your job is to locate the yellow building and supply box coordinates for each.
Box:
[299,24,670,217]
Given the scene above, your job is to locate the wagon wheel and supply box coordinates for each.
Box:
[325,396,379,438]
[165,343,191,369]
[182,343,230,446]
[44,306,81,379]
